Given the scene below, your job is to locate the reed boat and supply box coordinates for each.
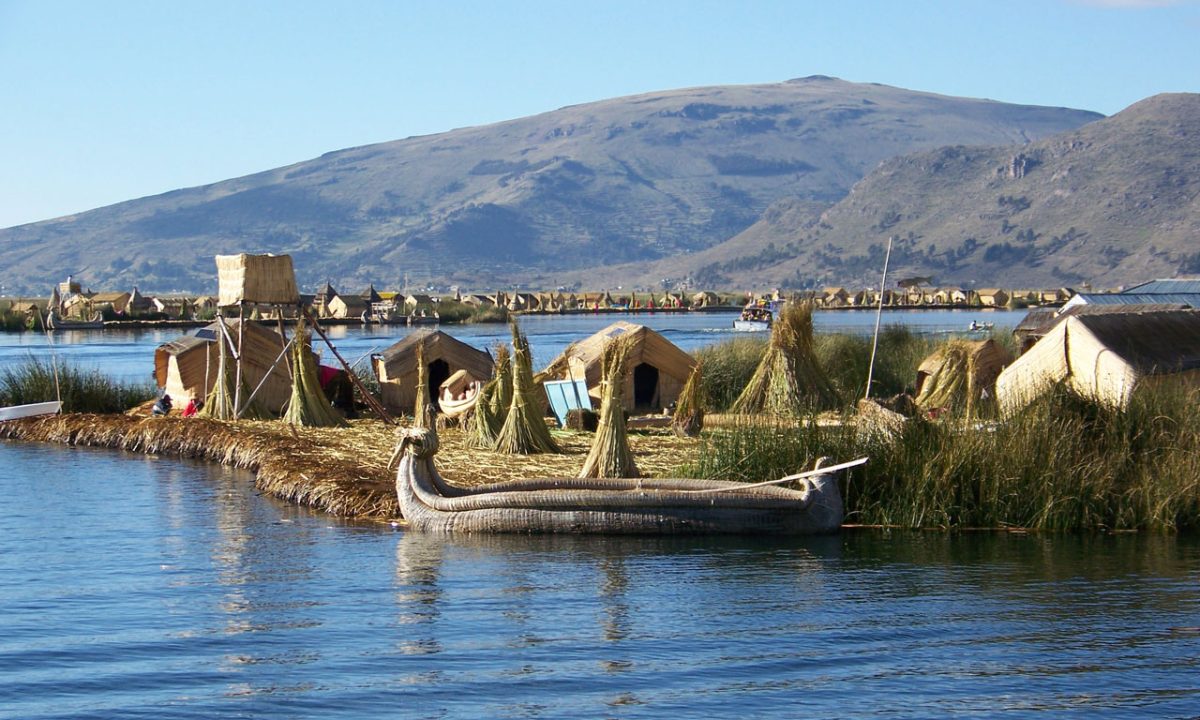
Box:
[0,401,63,422]
[392,427,856,535]
[437,369,484,419]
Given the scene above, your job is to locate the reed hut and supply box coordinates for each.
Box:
[216,254,300,307]
[372,331,494,414]
[542,321,696,413]
[154,320,301,414]
[996,309,1200,413]
[1013,304,1189,354]
[913,339,1012,414]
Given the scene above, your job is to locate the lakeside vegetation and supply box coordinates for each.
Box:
[0,358,156,414]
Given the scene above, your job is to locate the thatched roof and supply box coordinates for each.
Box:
[997,309,1200,411]
[360,284,382,303]
[543,321,696,411]
[1014,303,1191,352]
[914,338,1012,411]
[216,254,299,307]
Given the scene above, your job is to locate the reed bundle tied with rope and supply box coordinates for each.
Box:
[672,361,705,438]
[412,344,435,431]
[731,301,839,417]
[467,344,511,449]
[579,335,638,478]
[282,323,345,427]
[200,329,270,421]
[494,321,560,454]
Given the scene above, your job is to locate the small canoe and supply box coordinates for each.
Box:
[392,428,852,535]
[0,401,63,422]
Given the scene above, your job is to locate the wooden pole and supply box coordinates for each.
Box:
[303,307,396,425]
[865,236,894,400]
[234,302,245,418]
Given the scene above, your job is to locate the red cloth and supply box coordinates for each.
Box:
[317,365,340,388]
[182,399,198,418]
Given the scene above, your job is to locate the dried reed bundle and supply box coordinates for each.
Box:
[731,301,839,416]
[494,321,560,454]
[200,331,270,420]
[467,344,510,449]
[412,344,434,430]
[579,336,638,478]
[672,361,705,438]
[282,324,345,427]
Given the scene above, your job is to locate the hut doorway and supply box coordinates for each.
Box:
[633,363,659,410]
[428,358,450,409]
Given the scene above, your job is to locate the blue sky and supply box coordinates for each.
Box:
[1,0,1197,229]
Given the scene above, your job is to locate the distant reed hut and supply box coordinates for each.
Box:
[996,309,1200,412]
[372,330,494,414]
[154,320,302,414]
[542,321,696,413]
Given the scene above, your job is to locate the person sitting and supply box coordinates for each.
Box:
[152,394,173,416]
[181,397,203,417]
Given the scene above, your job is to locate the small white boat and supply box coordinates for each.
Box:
[0,401,63,422]
[438,369,484,418]
[733,301,777,332]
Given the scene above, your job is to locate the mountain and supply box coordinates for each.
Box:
[599,93,1199,291]
[0,77,1101,295]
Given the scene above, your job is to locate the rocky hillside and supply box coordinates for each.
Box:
[0,77,1100,294]
[606,93,1198,291]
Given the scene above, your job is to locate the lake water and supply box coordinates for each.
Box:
[2,441,1197,719]
[0,308,1026,384]
[9,307,1197,717]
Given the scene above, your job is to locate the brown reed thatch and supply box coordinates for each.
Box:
[915,338,1011,416]
[579,336,639,478]
[215,253,300,307]
[282,324,346,427]
[494,321,560,454]
[672,361,705,438]
[467,344,511,449]
[731,301,839,416]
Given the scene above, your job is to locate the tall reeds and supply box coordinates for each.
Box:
[685,384,1200,531]
[731,301,839,416]
[0,357,155,413]
[694,336,765,411]
[494,321,560,454]
[579,336,638,478]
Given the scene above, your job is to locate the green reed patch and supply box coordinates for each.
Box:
[0,357,157,414]
[682,385,1200,532]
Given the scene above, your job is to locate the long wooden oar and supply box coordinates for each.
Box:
[681,457,868,494]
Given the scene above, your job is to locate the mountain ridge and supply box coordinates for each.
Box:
[0,77,1103,294]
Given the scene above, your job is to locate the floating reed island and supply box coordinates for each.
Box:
[0,413,700,522]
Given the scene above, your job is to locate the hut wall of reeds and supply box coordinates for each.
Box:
[542,321,696,413]
[215,254,300,307]
[372,330,494,414]
[914,338,1012,410]
[996,309,1200,412]
[154,320,300,413]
